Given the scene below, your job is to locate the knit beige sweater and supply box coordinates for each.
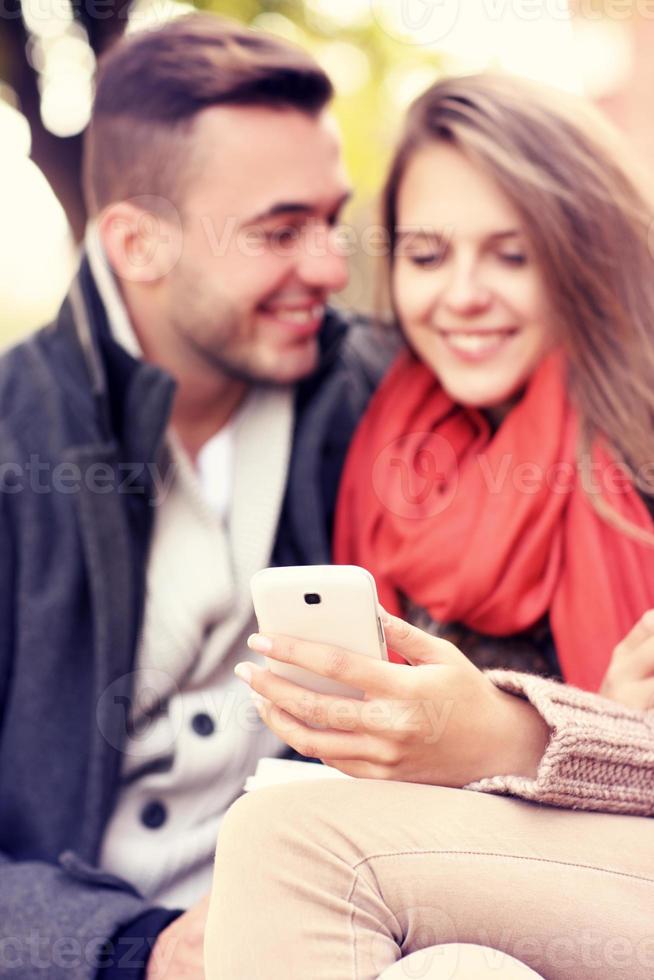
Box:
[466,671,654,817]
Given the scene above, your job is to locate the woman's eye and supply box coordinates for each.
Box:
[498,252,527,266]
[407,252,445,268]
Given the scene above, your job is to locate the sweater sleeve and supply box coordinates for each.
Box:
[465,670,654,816]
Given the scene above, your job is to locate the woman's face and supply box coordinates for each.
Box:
[392,142,554,414]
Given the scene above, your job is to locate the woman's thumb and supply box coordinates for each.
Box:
[380,608,459,666]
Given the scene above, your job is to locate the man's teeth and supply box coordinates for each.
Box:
[443,331,513,353]
[267,305,324,325]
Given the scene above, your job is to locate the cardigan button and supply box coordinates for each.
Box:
[140,800,167,830]
[191,712,215,737]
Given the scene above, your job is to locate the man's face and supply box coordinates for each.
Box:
[160,105,351,386]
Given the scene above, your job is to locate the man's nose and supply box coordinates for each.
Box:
[296,226,349,294]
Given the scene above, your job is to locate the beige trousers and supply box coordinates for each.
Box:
[205,779,654,980]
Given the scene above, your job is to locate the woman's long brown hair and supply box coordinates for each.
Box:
[381,73,654,539]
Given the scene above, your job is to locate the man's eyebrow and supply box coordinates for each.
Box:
[242,190,352,226]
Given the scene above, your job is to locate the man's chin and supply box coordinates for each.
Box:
[216,340,320,386]
[261,339,320,385]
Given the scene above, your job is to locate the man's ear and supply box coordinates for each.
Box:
[98,197,183,285]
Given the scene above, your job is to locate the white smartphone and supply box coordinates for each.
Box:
[250,565,387,699]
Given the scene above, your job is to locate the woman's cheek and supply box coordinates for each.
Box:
[499,267,548,324]
[393,263,437,325]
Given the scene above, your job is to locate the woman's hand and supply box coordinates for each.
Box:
[235,611,550,787]
[600,610,654,710]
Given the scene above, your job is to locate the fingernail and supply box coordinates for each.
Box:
[234,663,253,684]
[247,633,273,653]
[379,607,391,626]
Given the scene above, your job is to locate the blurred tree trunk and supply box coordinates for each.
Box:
[0,0,132,241]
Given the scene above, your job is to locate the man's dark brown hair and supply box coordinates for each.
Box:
[82,14,333,215]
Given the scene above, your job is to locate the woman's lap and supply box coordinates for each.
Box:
[205,779,654,980]
[377,943,547,979]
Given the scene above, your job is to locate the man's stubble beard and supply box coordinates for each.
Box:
[185,332,286,387]
[168,271,321,386]
[168,283,268,384]
[169,300,308,388]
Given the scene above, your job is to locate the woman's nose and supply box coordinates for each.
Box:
[442,262,492,316]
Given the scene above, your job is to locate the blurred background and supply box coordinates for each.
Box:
[1,0,653,346]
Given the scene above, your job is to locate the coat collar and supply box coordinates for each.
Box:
[67,257,176,474]
[63,252,351,468]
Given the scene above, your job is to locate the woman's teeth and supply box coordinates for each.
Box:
[441,330,515,354]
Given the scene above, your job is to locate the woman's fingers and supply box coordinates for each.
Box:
[614,609,654,656]
[253,698,390,763]
[628,636,654,681]
[611,676,654,712]
[247,632,413,697]
[601,619,654,704]
[237,662,362,731]
[237,662,432,744]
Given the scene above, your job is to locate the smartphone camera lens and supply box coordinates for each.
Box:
[304,593,321,605]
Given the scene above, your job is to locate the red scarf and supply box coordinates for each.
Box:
[334,350,654,691]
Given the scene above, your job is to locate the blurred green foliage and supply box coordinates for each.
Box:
[0,0,448,338]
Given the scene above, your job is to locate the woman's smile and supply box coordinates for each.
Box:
[434,326,520,362]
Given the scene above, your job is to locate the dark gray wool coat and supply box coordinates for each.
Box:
[0,257,395,980]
